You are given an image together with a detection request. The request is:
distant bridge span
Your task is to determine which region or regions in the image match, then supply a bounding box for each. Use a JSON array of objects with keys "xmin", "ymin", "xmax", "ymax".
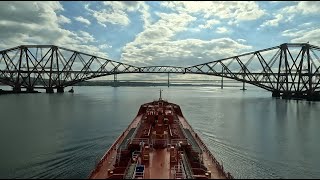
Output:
[{"xmin": 0, "ymin": 43, "xmax": 320, "ymax": 100}]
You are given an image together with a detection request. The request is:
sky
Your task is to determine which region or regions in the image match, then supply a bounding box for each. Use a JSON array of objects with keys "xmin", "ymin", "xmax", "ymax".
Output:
[{"xmin": 0, "ymin": 1, "xmax": 320, "ymax": 81}]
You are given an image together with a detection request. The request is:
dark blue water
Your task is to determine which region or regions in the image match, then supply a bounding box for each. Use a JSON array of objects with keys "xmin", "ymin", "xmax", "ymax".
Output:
[{"xmin": 0, "ymin": 86, "xmax": 319, "ymax": 179}]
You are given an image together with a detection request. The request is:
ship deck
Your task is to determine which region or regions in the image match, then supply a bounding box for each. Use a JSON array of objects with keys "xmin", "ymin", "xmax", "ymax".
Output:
[
  {"xmin": 177, "ymin": 115, "xmax": 227, "ymax": 179},
  {"xmin": 89, "ymin": 100, "xmax": 233, "ymax": 179},
  {"xmin": 89, "ymin": 114, "xmax": 142, "ymax": 179}
]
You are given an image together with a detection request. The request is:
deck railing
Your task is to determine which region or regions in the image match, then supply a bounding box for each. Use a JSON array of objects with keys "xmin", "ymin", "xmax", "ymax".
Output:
[
  {"xmin": 173, "ymin": 163, "xmax": 186, "ymax": 179},
  {"xmin": 177, "ymin": 115, "xmax": 234, "ymax": 179},
  {"xmin": 123, "ymin": 161, "xmax": 137, "ymax": 179},
  {"xmin": 171, "ymin": 139, "xmax": 188, "ymax": 146},
  {"xmin": 193, "ymin": 131, "xmax": 234, "ymax": 179},
  {"xmin": 181, "ymin": 151, "xmax": 194, "ymax": 179},
  {"xmin": 131, "ymin": 138, "xmax": 149, "ymax": 145},
  {"xmin": 131, "ymin": 120, "xmax": 142, "ymax": 140}
]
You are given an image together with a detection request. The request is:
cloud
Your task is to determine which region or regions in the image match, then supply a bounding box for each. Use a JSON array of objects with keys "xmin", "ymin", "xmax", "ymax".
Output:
[
  {"xmin": 119, "ymin": 37, "xmax": 253, "ymax": 82},
  {"xmin": 259, "ymin": 1, "xmax": 320, "ymax": 30},
  {"xmin": 282, "ymin": 28, "xmax": 306, "ymax": 38},
  {"xmin": 139, "ymin": 3, "xmax": 151, "ymax": 28},
  {"xmin": 288, "ymin": 28, "xmax": 320, "ymax": 45},
  {"xmin": 122, "ymin": 37, "xmax": 252, "ymax": 66},
  {"xmin": 119, "ymin": 10, "xmax": 251, "ymax": 68},
  {"xmin": 161, "ymin": 1, "xmax": 265, "ymax": 23},
  {"xmin": 299, "ymin": 22, "xmax": 312, "ymax": 27},
  {"xmin": 0, "ymin": 1, "xmax": 64, "ymax": 48},
  {"xmin": 92, "ymin": 9, "xmax": 130, "ymax": 27},
  {"xmin": 269, "ymin": 1, "xmax": 281, "ymax": 3},
  {"xmin": 131, "ymin": 13, "xmax": 196, "ymax": 45},
  {"xmin": 77, "ymin": 31, "xmax": 95, "ymax": 43},
  {"xmin": 58, "ymin": 15, "xmax": 71, "ymax": 24},
  {"xmin": 282, "ymin": 1, "xmax": 320, "ymax": 15},
  {"xmin": 99, "ymin": 44, "xmax": 112, "ymax": 49},
  {"xmin": 85, "ymin": 1, "xmax": 150, "ymax": 28},
  {"xmin": 237, "ymin": 39, "xmax": 246, "ymax": 43},
  {"xmin": 0, "ymin": 1, "xmax": 64, "ymax": 25},
  {"xmin": 259, "ymin": 5, "xmax": 296, "ymax": 29},
  {"xmin": 265, "ymin": 2, "xmax": 320, "ymax": 29},
  {"xmin": 199, "ymin": 19, "xmax": 220, "ymax": 29},
  {"xmin": 75, "ymin": 16, "xmax": 91, "ymax": 25},
  {"xmin": 123, "ymin": 35, "xmax": 249, "ymax": 67},
  {"xmin": 260, "ymin": 14, "xmax": 283, "ymax": 27},
  {"xmin": 0, "ymin": 1, "xmax": 108, "ymax": 58},
  {"xmin": 216, "ymin": 27, "xmax": 229, "ymax": 34},
  {"xmin": 259, "ymin": 2, "xmax": 320, "ymax": 31}
]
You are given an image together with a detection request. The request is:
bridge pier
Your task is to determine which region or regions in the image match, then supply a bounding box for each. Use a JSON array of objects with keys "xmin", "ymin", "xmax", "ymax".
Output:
[
  {"xmin": 271, "ymin": 91, "xmax": 320, "ymax": 101},
  {"xmin": 306, "ymin": 92, "xmax": 320, "ymax": 101},
  {"xmin": 26, "ymin": 87, "xmax": 34, "ymax": 92},
  {"xmin": 46, "ymin": 87, "xmax": 54, "ymax": 93},
  {"xmin": 221, "ymin": 77, "xmax": 223, "ymax": 89},
  {"xmin": 282, "ymin": 92, "xmax": 292, "ymax": 99},
  {"xmin": 272, "ymin": 91, "xmax": 281, "ymax": 97},
  {"xmin": 112, "ymin": 74, "xmax": 119, "ymax": 87},
  {"xmin": 168, "ymin": 73, "xmax": 170, "ymax": 87},
  {"xmin": 292, "ymin": 92, "xmax": 304, "ymax": 99},
  {"xmin": 221, "ymin": 67, "xmax": 224, "ymax": 89},
  {"xmin": 13, "ymin": 86, "xmax": 21, "ymax": 93},
  {"xmin": 57, "ymin": 87, "xmax": 64, "ymax": 93},
  {"xmin": 240, "ymin": 82, "xmax": 247, "ymax": 91}
]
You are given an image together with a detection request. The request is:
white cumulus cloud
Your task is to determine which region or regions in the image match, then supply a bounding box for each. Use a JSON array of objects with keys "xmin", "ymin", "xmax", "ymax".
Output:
[
  {"xmin": 75, "ymin": 16, "xmax": 91, "ymax": 25},
  {"xmin": 58, "ymin": 15, "xmax": 71, "ymax": 24},
  {"xmin": 161, "ymin": 1, "xmax": 266, "ymax": 23},
  {"xmin": 120, "ymin": 12, "xmax": 251, "ymax": 67},
  {"xmin": 0, "ymin": 2, "xmax": 108, "ymax": 58},
  {"xmin": 216, "ymin": 27, "xmax": 229, "ymax": 34},
  {"xmin": 199, "ymin": 19, "xmax": 220, "ymax": 29},
  {"xmin": 260, "ymin": 14, "xmax": 283, "ymax": 27},
  {"xmin": 85, "ymin": 1, "xmax": 151, "ymax": 28}
]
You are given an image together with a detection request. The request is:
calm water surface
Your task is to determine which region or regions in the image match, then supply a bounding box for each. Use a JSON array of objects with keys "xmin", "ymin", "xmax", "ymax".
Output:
[{"xmin": 0, "ymin": 86, "xmax": 319, "ymax": 179}]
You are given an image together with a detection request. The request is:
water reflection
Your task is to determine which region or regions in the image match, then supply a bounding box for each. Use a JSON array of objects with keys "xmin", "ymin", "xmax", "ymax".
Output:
[{"xmin": 0, "ymin": 86, "xmax": 319, "ymax": 179}]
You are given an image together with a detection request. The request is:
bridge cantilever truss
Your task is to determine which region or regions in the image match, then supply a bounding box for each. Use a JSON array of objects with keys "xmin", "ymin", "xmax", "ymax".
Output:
[
  {"xmin": 186, "ymin": 43, "xmax": 320, "ymax": 98},
  {"xmin": 0, "ymin": 43, "xmax": 320, "ymax": 100},
  {"xmin": 138, "ymin": 66, "xmax": 185, "ymax": 73},
  {"xmin": 0, "ymin": 45, "xmax": 140, "ymax": 92}
]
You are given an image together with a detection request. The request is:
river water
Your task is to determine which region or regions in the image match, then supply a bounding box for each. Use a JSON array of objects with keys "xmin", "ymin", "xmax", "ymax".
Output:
[{"xmin": 0, "ymin": 86, "xmax": 319, "ymax": 179}]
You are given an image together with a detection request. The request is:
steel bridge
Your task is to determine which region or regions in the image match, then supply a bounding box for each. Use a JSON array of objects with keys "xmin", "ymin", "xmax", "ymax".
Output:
[{"xmin": 0, "ymin": 43, "xmax": 320, "ymax": 100}]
